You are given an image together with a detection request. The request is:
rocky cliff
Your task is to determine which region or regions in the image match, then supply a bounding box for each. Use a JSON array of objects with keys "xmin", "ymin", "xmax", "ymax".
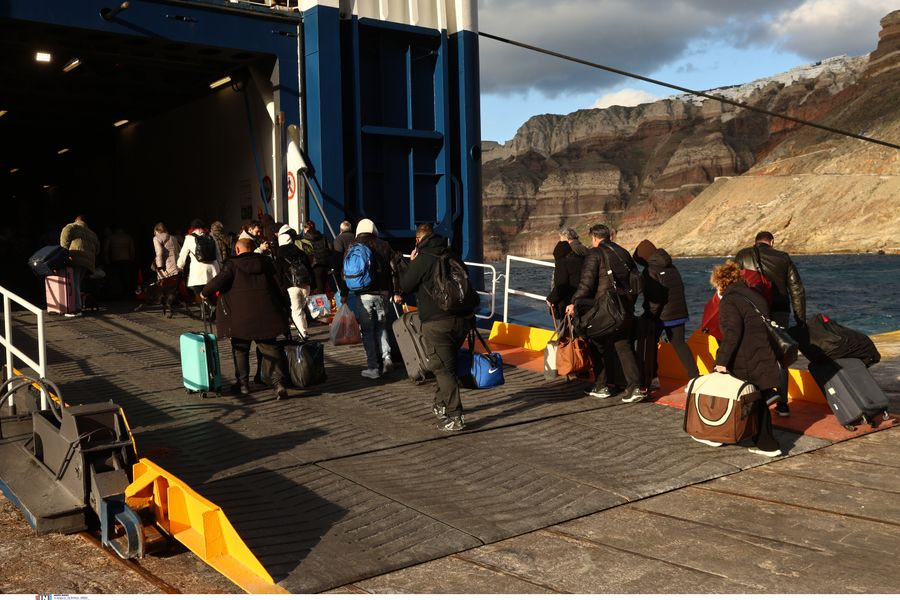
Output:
[{"xmin": 482, "ymin": 10, "xmax": 900, "ymax": 259}]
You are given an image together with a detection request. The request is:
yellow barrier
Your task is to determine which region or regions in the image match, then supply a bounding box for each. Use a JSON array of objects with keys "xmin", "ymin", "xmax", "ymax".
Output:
[
  {"xmin": 488, "ymin": 321, "xmax": 556, "ymax": 351},
  {"xmin": 126, "ymin": 459, "xmax": 287, "ymax": 594}
]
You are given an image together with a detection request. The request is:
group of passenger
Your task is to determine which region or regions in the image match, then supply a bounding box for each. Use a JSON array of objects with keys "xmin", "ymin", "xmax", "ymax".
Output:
[
  {"xmin": 145, "ymin": 214, "xmax": 474, "ymax": 431},
  {"xmin": 546, "ymin": 225, "xmax": 806, "ymax": 455}
]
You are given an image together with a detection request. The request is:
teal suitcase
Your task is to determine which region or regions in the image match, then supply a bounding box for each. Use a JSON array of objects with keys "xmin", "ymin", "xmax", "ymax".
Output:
[{"xmin": 180, "ymin": 330, "xmax": 221, "ymax": 396}]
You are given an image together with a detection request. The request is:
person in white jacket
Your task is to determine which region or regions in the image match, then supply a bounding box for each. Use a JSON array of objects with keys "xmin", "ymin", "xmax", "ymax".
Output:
[{"xmin": 177, "ymin": 219, "xmax": 222, "ymax": 295}]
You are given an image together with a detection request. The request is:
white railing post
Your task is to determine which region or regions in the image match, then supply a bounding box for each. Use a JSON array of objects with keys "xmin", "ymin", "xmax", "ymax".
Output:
[
  {"xmin": 0, "ymin": 286, "xmax": 49, "ymax": 409},
  {"xmin": 3, "ymin": 295, "xmax": 11, "ymax": 407},
  {"xmin": 36, "ymin": 311, "xmax": 47, "ymax": 410},
  {"xmin": 503, "ymin": 255, "xmax": 511, "ymax": 323}
]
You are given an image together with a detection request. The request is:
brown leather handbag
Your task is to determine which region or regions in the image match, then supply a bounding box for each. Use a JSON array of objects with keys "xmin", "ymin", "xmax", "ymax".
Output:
[{"xmin": 556, "ymin": 315, "xmax": 592, "ymax": 377}]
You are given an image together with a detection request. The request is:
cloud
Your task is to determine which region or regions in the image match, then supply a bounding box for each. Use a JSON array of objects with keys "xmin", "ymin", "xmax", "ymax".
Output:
[
  {"xmin": 767, "ymin": 0, "xmax": 895, "ymax": 58},
  {"xmin": 477, "ymin": 0, "xmax": 891, "ymax": 95},
  {"xmin": 478, "ymin": 0, "xmax": 803, "ymax": 94},
  {"xmin": 591, "ymin": 89, "xmax": 662, "ymax": 109}
]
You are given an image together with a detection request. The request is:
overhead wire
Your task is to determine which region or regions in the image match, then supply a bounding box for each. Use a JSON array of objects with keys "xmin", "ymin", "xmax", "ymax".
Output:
[{"xmin": 478, "ymin": 31, "xmax": 900, "ymax": 151}]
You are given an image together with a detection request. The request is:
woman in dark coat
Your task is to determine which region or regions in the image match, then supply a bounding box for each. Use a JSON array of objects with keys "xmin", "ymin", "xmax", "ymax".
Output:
[
  {"xmin": 711, "ymin": 260, "xmax": 781, "ymax": 456},
  {"xmin": 633, "ymin": 239, "xmax": 698, "ymax": 380},
  {"xmin": 202, "ymin": 238, "xmax": 290, "ymax": 398},
  {"xmin": 546, "ymin": 240, "xmax": 584, "ymax": 322}
]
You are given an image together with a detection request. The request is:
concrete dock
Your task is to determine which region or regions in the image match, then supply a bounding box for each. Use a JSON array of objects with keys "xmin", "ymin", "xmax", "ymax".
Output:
[{"xmin": 1, "ymin": 305, "xmax": 898, "ymax": 593}]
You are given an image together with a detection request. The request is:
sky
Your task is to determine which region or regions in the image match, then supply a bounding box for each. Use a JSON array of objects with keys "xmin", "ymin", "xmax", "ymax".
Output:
[{"xmin": 478, "ymin": 0, "xmax": 897, "ymax": 143}]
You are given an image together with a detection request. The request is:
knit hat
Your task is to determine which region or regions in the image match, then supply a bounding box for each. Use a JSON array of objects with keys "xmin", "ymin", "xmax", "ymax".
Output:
[
  {"xmin": 633, "ymin": 239, "xmax": 657, "ymax": 267},
  {"xmin": 356, "ymin": 218, "xmax": 377, "ymax": 236},
  {"xmin": 277, "ymin": 224, "xmax": 296, "ymax": 247}
]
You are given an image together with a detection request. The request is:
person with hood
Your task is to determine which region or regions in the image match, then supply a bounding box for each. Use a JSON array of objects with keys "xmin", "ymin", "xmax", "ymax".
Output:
[
  {"xmin": 275, "ymin": 224, "xmax": 313, "ymax": 339},
  {"xmin": 59, "ymin": 214, "xmax": 100, "ymax": 317},
  {"xmin": 347, "ymin": 218, "xmax": 401, "ymax": 379},
  {"xmin": 177, "ymin": 218, "xmax": 222, "ymax": 296},
  {"xmin": 707, "ymin": 260, "xmax": 782, "ymax": 457},
  {"xmin": 210, "ymin": 221, "xmax": 231, "ymax": 264},
  {"xmin": 400, "ymin": 223, "xmax": 477, "ymax": 431},
  {"xmin": 201, "ymin": 237, "xmax": 289, "ymax": 400},
  {"xmin": 633, "ymin": 239, "xmax": 698, "ymax": 381},
  {"xmin": 152, "ymin": 222, "xmax": 181, "ymax": 279},
  {"xmin": 303, "ymin": 220, "xmax": 333, "ymax": 293},
  {"xmin": 546, "ymin": 237, "xmax": 584, "ymax": 322}
]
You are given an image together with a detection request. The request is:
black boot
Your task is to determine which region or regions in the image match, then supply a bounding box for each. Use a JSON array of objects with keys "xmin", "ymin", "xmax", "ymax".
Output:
[{"xmin": 274, "ymin": 382, "xmax": 288, "ymax": 400}]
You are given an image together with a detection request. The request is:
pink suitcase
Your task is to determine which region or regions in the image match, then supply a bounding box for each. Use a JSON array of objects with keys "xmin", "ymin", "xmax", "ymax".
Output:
[{"xmin": 46, "ymin": 268, "xmax": 77, "ymax": 315}]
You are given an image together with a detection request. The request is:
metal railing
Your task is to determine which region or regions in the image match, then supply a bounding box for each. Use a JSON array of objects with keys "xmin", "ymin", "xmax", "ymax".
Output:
[
  {"xmin": 0, "ymin": 285, "xmax": 47, "ymax": 409},
  {"xmin": 502, "ymin": 255, "xmax": 554, "ymax": 323}
]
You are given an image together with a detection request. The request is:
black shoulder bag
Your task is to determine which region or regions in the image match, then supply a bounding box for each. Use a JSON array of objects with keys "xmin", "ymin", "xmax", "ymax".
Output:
[
  {"xmin": 574, "ymin": 250, "xmax": 627, "ymax": 339},
  {"xmin": 737, "ymin": 295, "xmax": 798, "ymax": 367}
]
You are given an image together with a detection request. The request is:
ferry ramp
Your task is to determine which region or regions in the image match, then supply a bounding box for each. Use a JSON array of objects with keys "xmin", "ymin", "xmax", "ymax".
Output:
[{"xmin": 3, "ymin": 305, "xmax": 895, "ymax": 593}]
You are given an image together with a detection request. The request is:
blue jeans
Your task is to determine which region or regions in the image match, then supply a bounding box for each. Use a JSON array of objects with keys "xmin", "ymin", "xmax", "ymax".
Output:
[{"xmin": 349, "ymin": 293, "xmax": 391, "ymax": 371}]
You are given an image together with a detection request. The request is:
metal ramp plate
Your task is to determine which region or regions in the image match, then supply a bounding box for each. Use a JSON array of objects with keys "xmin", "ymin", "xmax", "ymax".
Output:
[{"xmin": 0, "ymin": 418, "xmax": 88, "ymax": 534}]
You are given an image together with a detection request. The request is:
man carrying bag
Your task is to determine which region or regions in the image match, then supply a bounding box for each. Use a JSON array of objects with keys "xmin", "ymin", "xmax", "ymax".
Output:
[{"xmin": 566, "ymin": 224, "xmax": 644, "ymax": 403}]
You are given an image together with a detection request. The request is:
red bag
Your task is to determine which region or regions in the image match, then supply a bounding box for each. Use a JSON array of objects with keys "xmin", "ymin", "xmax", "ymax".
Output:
[{"xmin": 701, "ymin": 292, "xmax": 723, "ymax": 341}]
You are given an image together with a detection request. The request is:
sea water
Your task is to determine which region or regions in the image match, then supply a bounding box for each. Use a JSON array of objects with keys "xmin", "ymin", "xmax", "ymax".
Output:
[{"xmin": 488, "ymin": 254, "xmax": 899, "ymax": 335}]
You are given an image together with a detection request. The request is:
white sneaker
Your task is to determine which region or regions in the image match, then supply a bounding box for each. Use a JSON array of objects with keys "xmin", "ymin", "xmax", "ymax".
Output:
[
  {"xmin": 361, "ymin": 368, "xmax": 381, "ymax": 380},
  {"xmin": 748, "ymin": 447, "xmax": 782, "ymax": 458},
  {"xmin": 691, "ymin": 436, "xmax": 723, "ymax": 447}
]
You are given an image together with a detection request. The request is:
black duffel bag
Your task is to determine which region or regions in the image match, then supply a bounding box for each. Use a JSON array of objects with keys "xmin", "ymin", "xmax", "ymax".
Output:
[
  {"xmin": 790, "ymin": 314, "xmax": 880, "ymax": 367},
  {"xmin": 574, "ymin": 290, "xmax": 628, "ymax": 339}
]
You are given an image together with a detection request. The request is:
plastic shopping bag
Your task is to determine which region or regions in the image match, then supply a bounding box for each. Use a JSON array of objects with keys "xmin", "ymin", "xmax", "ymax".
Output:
[{"xmin": 330, "ymin": 303, "xmax": 362, "ymax": 345}]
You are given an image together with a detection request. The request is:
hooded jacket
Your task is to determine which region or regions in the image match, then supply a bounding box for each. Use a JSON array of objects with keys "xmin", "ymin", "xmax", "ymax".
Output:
[
  {"xmin": 642, "ymin": 248, "xmax": 689, "ymax": 323},
  {"xmin": 734, "ymin": 243, "xmax": 805, "ymax": 322},
  {"xmin": 400, "ymin": 233, "xmax": 477, "ymax": 322},
  {"xmin": 303, "ymin": 229, "xmax": 332, "ymax": 267},
  {"xmin": 546, "ymin": 241, "xmax": 584, "ymax": 309},
  {"xmin": 715, "ymin": 281, "xmax": 781, "ymax": 391},
  {"xmin": 202, "ymin": 252, "xmax": 288, "ymax": 341}
]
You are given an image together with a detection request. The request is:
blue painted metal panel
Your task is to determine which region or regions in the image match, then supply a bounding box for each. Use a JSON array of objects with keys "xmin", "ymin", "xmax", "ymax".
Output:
[
  {"xmin": 302, "ymin": 4, "xmax": 346, "ymax": 235},
  {"xmin": 449, "ymin": 29, "xmax": 483, "ymax": 263}
]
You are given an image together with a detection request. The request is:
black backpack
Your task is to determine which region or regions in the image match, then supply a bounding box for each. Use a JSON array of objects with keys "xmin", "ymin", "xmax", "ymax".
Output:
[
  {"xmin": 431, "ymin": 249, "xmax": 478, "ymax": 313},
  {"xmin": 193, "ymin": 233, "xmax": 217, "ymax": 264},
  {"xmin": 285, "ymin": 255, "xmax": 312, "ymax": 288},
  {"xmin": 602, "ymin": 242, "xmax": 643, "ymax": 297}
]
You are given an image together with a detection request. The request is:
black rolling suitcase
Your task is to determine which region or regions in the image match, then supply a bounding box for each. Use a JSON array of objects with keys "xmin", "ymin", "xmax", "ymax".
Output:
[
  {"xmin": 808, "ymin": 358, "xmax": 890, "ymax": 431},
  {"xmin": 391, "ymin": 306, "xmax": 433, "ymax": 384}
]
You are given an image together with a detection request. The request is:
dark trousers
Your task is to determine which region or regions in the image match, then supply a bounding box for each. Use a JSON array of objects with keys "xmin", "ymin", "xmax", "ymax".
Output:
[
  {"xmin": 311, "ymin": 265, "xmax": 329, "ymax": 294},
  {"xmin": 589, "ymin": 322, "xmax": 641, "ymax": 390},
  {"xmin": 754, "ymin": 397, "xmax": 779, "ymax": 452},
  {"xmin": 771, "ymin": 310, "xmax": 791, "ymax": 398},
  {"xmin": 232, "ymin": 338, "xmax": 283, "ymax": 387},
  {"xmin": 662, "ymin": 324, "xmax": 699, "ymax": 380},
  {"xmin": 421, "ymin": 316, "xmax": 471, "ymax": 418}
]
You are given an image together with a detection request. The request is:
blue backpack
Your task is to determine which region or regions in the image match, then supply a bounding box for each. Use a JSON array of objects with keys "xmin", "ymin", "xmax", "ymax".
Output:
[{"xmin": 343, "ymin": 243, "xmax": 373, "ymax": 291}]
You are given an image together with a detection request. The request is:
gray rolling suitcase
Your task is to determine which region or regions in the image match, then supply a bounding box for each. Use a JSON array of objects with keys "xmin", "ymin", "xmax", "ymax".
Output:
[
  {"xmin": 808, "ymin": 358, "xmax": 890, "ymax": 430},
  {"xmin": 391, "ymin": 307, "xmax": 433, "ymax": 384}
]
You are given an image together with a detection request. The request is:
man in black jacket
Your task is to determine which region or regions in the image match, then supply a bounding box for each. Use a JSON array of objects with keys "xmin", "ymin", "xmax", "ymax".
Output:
[
  {"xmin": 400, "ymin": 223, "xmax": 475, "ymax": 431},
  {"xmin": 201, "ymin": 238, "xmax": 290, "ymax": 400},
  {"xmin": 734, "ymin": 231, "xmax": 806, "ymax": 327},
  {"xmin": 333, "ymin": 220, "xmax": 356, "ymax": 300},
  {"xmin": 348, "ymin": 218, "xmax": 402, "ymax": 379},
  {"xmin": 734, "ymin": 230, "xmax": 805, "ymax": 417},
  {"xmin": 566, "ymin": 223, "xmax": 644, "ymax": 403}
]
